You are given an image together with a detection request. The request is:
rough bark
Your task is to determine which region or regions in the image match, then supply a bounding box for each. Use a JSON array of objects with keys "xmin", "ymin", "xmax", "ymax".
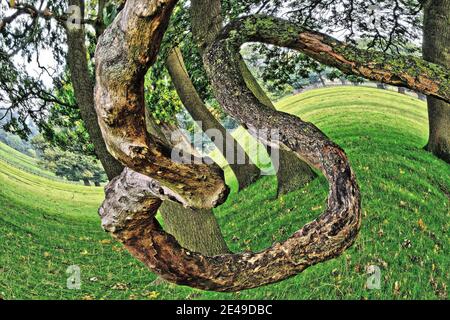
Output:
[
  {"xmin": 238, "ymin": 56, "xmax": 317, "ymax": 195},
  {"xmin": 94, "ymin": 0, "xmax": 229, "ymax": 209},
  {"xmin": 240, "ymin": 16, "xmax": 448, "ymax": 101},
  {"xmin": 66, "ymin": 0, "xmax": 124, "ymax": 180},
  {"xmin": 101, "ymin": 160, "xmax": 360, "ymax": 292},
  {"xmin": 165, "ymin": 47, "xmax": 260, "ymax": 190},
  {"xmin": 144, "ymin": 107, "xmax": 230, "ymax": 255},
  {"xmin": 423, "ymin": 0, "xmax": 450, "ymax": 163},
  {"xmin": 191, "ymin": 0, "xmax": 316, "ymax": 195},
  {"xmin": 96, "ymin": 0, "xmax": 361, "ymax": 292},
  {"xmin": 159, "ymin": 201, "xmax": 230, "ymax": 255},
  {"xmin": 96, "ymin": 4, "xmax": 446, "ymax": 292},
  {"xmin": 190, "ymin": 1, "xmax": 264, "ymax": 190}
]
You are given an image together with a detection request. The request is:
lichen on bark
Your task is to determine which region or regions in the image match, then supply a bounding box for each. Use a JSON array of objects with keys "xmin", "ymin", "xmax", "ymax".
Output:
[{"xmin": 95, "ymin": 1, "xmax": 361, "ymax": 292}]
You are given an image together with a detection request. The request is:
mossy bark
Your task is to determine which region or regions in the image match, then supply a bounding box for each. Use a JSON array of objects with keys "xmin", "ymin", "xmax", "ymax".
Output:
[
  {"xmin": 191, "ymin": 0, "xmax": 316, "ymax": 195},
  {"xmin": 96, "ymin": 1, "xmax": 447, "ymax": 291},
  {"xmin": 423, "ymin": 0, "xmax": 450, "ymax": 163},
  {"xmin": 166, "ymin": 48, "xmax": 260, "ymax": 190},
  {"xmin": 214, "ymin": 15, "xmax": 449, "ymax": 102},
  {"xmin": 97, "ymin": 1, "xmax": 361, "ymax": 291},
  {"xmin": 94, "ymin": 0, "xmax": 228, "ymax": 210}
]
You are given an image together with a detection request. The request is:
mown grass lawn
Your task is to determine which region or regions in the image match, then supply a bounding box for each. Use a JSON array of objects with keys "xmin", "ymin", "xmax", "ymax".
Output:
[{"xmin": 0, "ymin": 86, "xmax": 448, "ymax": 300}]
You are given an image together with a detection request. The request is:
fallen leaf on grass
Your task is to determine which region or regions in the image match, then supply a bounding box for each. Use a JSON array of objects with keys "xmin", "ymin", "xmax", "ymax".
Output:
[
  {"xmin": 147, "ymin": 291, "xmax": 160, "ymax": 300},
  {"xmin": 112, "ymin": 246, "xmax": 124, "ymax": 252},
  {"xmin": 418, "ymin": 219, "xmax": 426, "ymax": 231},
  {"xmin": 394, "ymin": 281, "xmax": 401, "ymax": 295},
  {"xmin": 111, "ymin": 283, "xmax": 129, "ymax": 290},
  {"xmin": 401, "ymin": 239, "xmax": 412, "ymax": 249}
]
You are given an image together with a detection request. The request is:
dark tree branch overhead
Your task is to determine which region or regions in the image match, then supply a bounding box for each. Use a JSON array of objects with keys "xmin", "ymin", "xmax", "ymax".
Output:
[
  {"xmin": 0, "ymin": 2, "xmax": 97, "ymax": 32},
  {"xmin": 217, "ymin": 15, "xmax": 449, "ymax": 103}
]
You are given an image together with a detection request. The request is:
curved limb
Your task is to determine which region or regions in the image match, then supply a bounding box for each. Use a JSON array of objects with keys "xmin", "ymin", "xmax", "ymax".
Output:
[
  {"xmin": 96, "ymin": 1, "xmax": 361, "ymax": 292},
  {"xmin": 94, "ymin": 0, "xmax": 228, "ymax": 209},
  {"xmin": 214, "ymin": 15, "xmax": 449, "ymax": 103}
]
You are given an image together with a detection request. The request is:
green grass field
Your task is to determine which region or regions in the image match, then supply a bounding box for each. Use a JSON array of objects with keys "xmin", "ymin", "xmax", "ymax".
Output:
[
  {"xmin": 0, "ymin": 86, "xmax": 448, "ymax": 300},
  {"xmin": 0, "ymin": 142, "xmax": 57, "ymax": 179}
]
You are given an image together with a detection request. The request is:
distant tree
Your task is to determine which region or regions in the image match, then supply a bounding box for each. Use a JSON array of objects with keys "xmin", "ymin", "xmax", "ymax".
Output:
[
  {"xmin": 0, "ymin": 128, "xmax": 35, "ymax": 157},
  {"xmin": 32, "ymin": 135, "xmax": 106, "ymax": 186}
]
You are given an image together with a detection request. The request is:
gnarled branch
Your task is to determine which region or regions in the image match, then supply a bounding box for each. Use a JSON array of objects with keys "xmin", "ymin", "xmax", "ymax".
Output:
[
  {"xmin": 218, "ymin": 15, "xmax": 449, "ymax": 103},
  {"xmin": 96, "ymin": 0, "xmax": 361, "ymax": 292},
  {"xmin": 94, "ymin": 0, "xmax": 228, "ymax": 209}
]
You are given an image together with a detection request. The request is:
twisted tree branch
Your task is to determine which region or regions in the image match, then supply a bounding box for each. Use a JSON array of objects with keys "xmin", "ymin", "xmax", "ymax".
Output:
[
  {"xmin": 96, "ymin": 1, "xmax": 361, "ymax": 292},
  {"xmin": 95, "ymin": 4, "xmax": 448, "ymax": 293},
  {"xmin": 94, "ymin": 0, "xmax": 228, "ymax": 209},
  {"xmin": 217, "ymin": 15, "xmax": 449, "ymax": 103}
]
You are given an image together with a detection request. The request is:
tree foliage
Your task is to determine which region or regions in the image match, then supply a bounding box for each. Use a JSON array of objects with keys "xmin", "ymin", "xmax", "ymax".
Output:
[{"xmin": 32, "ymin": 134, "xmax": 106, "ymax": 185}]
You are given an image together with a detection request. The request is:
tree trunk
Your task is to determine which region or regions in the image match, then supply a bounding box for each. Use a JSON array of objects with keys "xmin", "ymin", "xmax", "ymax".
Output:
[
  {"xmin": 96, "ymin": 0, "xmax": 446, "ymax": 290},
  {"xmin": 68, "ymin": 0, "xmax": 228, "ymax": 256},
  {"xmin": 82, "ymin": 178, "xmax": 91, "ymax": 186},
  {"xmin": 165, "ymin": 48, "xmax": 260, "ymax": 190},
  {"xmin": 94, "ymin": 181, "xmax": 101, "ymax": 187},
  {"xmin": 418, "ymin": 92, "xmax": 427, "ymax": 101},
  {"xmin": 191, "ymin": 0, "xmax": 316, "ymax": 195},
  {"xmin": 423, "ymin": 0, "xmax": 450, "ymax": 163},
  {"xmin": 66, "ymin": 0, "xmax": 124, "ymax": 180},
  {"xmin": 159, "ymin": 201, "xmax": 230, "ymax": 255},
  {"xmin": 144, "ymin": 108, "xmax": 229, "ymax": 255},
  {"xmin": 95, "ymin": 1, "xmax": 361, "ymax": 291},
  {"xmin": 319, "ymin": 74, "xmax": 326, "ymax": 87}
]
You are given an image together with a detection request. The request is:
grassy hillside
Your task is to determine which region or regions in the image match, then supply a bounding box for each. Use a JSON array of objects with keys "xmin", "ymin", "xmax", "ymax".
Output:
[
  {"xmin": 0, "ymin": 86, "xmax": 448, "ymax": 300},
  {"xmin": 0, "ymin": 142, "xmax": 57, "ymax": 179}
]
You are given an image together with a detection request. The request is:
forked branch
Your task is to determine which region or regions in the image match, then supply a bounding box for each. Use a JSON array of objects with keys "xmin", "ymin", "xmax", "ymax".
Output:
[{"xmin": 97, "ymin": 5, "xmax": 448, "ymax": 293}]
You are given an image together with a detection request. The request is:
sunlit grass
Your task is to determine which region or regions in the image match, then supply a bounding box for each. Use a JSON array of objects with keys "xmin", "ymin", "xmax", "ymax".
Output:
[{"xmin": 0, "ymin": 86, "xmax": 448, "ymax": 300}]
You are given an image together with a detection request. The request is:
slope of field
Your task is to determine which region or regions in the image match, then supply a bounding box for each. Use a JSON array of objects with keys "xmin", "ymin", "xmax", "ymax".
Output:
[
  {"xmin": 0, "ymin": 142, "xmax": 57, "ymax": 179},
  {"xmin": 0, "ymin": 86, "xmax": 448, "ymax": 300}
]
